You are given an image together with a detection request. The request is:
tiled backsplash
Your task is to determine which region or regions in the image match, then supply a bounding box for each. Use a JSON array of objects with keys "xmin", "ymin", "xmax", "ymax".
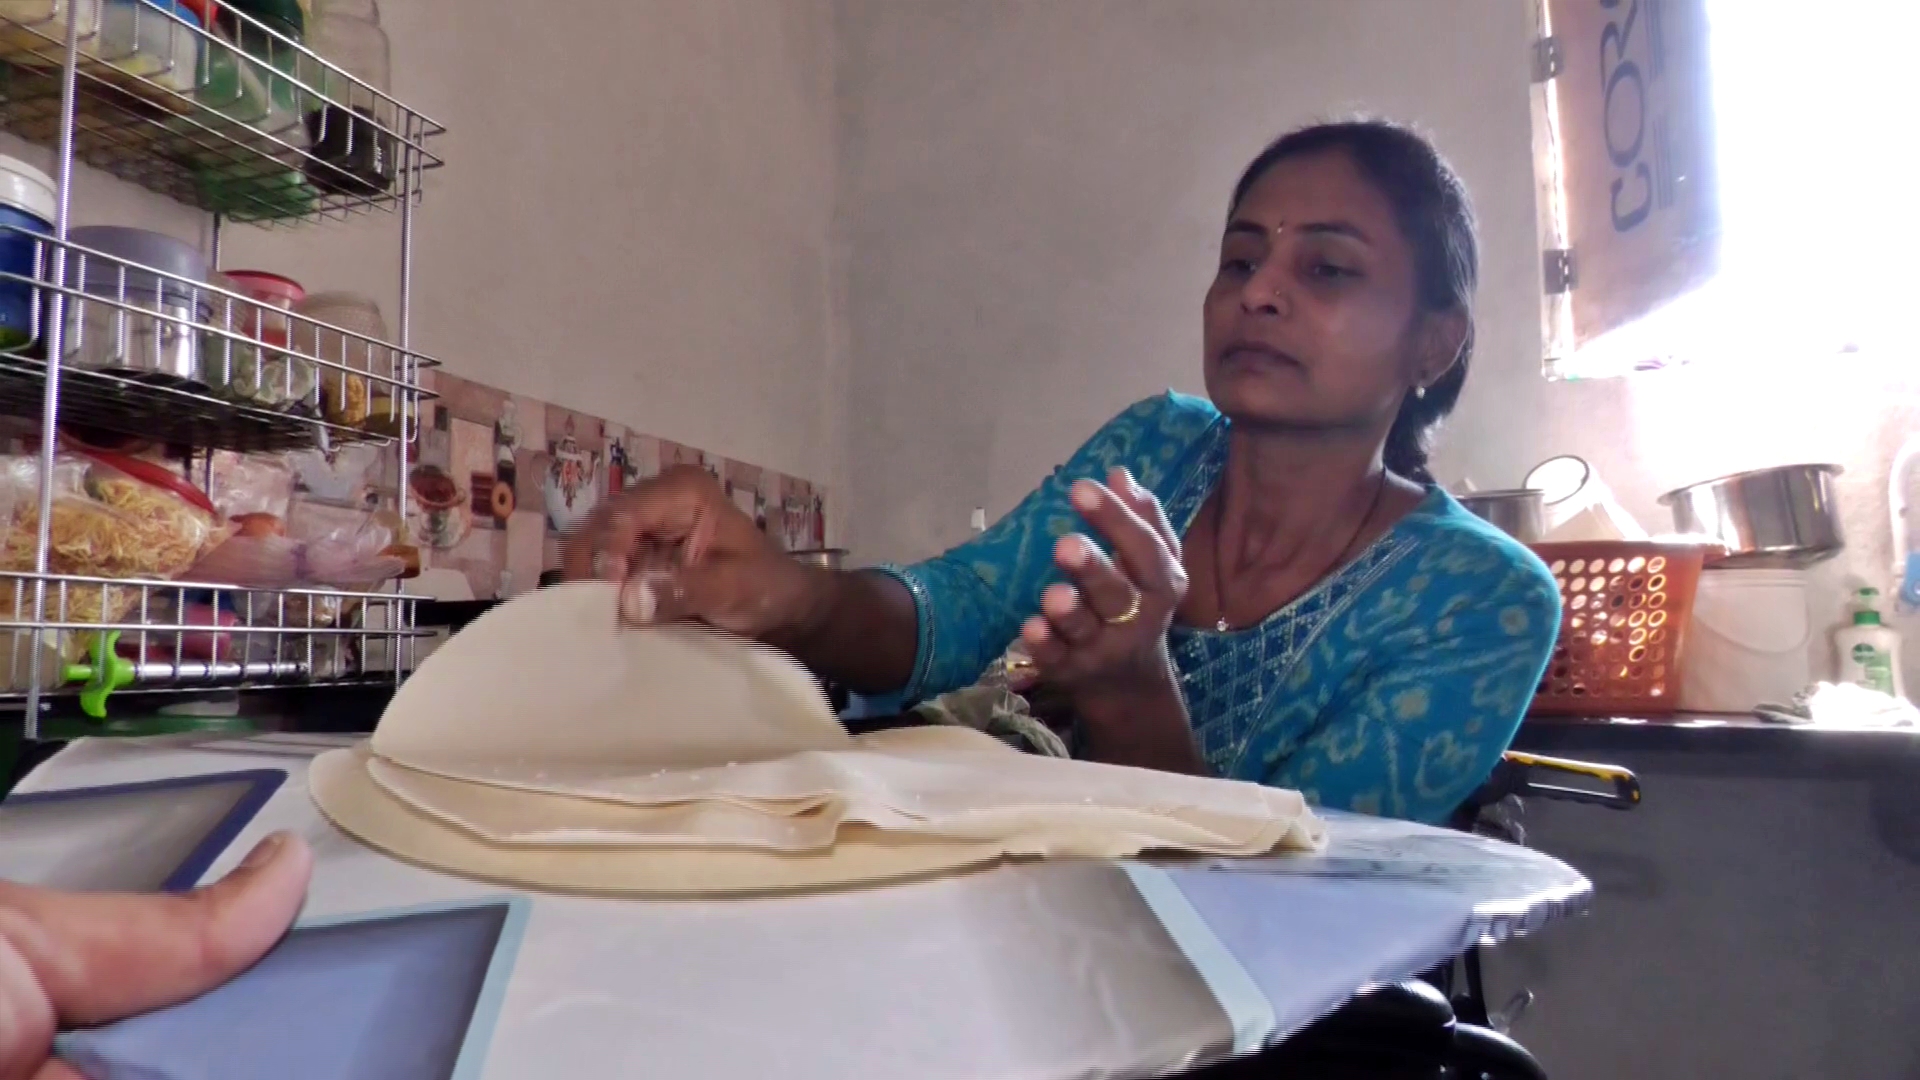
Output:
[{"xmin": 395, "ymin": 369, "xmax": 827, "ymax": 600}]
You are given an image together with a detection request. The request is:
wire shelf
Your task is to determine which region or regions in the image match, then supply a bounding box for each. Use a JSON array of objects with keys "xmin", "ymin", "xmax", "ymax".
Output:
[
  {"xmin": 0, "ymin": 226, "xmax": 437, "ymax": 451},
  {"xmin": 0, "ymin": 0, "xmax": 441, "ymax": 731},
  {"xmin": 0, "ymin": 569, "xmax": 424, "ymax": 699},
  {"xmin": 0, "ymin": 1, "xmax": 443, "ymax": 223}
]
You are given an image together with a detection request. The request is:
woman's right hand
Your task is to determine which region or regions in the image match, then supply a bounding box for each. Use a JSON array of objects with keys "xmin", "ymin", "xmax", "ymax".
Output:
[{"xmin": 560, "ymin": 466, "xmax": 822, "ymax": 639}]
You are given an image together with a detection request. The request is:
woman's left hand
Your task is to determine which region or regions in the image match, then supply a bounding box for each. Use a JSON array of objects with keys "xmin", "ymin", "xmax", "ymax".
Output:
[{"xmin": 1013, "ymin": 467, "xmax": 1188, "ymax": 709}]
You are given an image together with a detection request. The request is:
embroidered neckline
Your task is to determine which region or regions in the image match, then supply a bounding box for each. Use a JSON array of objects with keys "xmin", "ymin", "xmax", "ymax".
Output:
[{"xmin": 1164, "ymin": 417, "xmax": 1435, "ymax": 636}]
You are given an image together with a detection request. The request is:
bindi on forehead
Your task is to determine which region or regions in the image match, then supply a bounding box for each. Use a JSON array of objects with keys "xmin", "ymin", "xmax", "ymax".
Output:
[{"xmin": 1233, "ymin": 152, "xmax": 1397, "ymax": 237}]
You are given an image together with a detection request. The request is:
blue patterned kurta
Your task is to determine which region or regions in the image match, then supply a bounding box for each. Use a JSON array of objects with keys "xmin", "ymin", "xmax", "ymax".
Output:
[{"xmin": 877, "ymin": 392, "xmax": 1561, "ymax": 824}]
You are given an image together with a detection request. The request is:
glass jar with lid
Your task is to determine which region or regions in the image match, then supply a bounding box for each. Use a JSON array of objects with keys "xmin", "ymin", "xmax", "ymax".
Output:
[{"xmin": 291, "ymin": 290, "xmax": 385, "ymax": 427}]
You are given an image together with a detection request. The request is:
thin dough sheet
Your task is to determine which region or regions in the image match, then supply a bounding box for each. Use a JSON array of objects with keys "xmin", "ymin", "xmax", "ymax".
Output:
[
  {"xmin": 312, "ymin": 744, "xmax": 1020, "ymax": 897},
  {"xmin": 366, "ymin": 726, "xmax": 1325, "ymax": 858}
]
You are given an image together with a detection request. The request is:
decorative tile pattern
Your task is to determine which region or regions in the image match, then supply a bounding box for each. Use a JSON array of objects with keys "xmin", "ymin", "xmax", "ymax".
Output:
[{"xmin": 375, "ymin": 371, "xmax": 825, "ymax": 596}]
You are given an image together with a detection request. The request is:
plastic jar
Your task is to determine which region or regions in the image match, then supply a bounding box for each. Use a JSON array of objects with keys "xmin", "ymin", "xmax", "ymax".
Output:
[
  {"xmin": 0, "ymin": 0, "xmax": 104, "ymax": 68},
  {"xmin": 62, "ymin": 226, "xmax": 212, "ymax": 387},
  {"xmin": 0, "ymin": 155, "xmax": 55, "ymax": 353},
  {"xmin": 291, "ymin": 290, "xmax": 385, "ymax": 426},
  {"xmin": 99, "ymin": 0, "xmax": 201, "ymax": 100},
  {"xmin": 302, "ymin": 0, "xmax": 392, "ymax": 196},
  {"xmin": 1677, "ymin": 568, "xmax": 1814, "ymax": 713},
  {"xmin": 226, "ymin": 0, "xmax": 310, "ymax": 145},
  {"xmin": 210, "ymin": 269, "xmax": 317, "ymax": 409}
]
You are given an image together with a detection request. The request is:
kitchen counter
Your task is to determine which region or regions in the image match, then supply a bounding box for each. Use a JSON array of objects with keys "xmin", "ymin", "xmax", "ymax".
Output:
[
  {"xmin": 1515, "ymin": 712, "xmax": 1920, "ymax": 774},
  {"xmin": 1492, "ymin": 711, "xmax": 1920, "ymax": 1080}
]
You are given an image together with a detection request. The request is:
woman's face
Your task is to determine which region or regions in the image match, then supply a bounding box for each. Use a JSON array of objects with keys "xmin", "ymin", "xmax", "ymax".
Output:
[{"xmin": 1202, "ymin": 149, "xmax": 1453, "ymax": 433}]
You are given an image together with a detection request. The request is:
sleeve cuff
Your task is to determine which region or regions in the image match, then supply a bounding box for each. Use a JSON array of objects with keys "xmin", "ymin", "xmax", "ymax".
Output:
[{"xmin": 869, "ymin": 563, "xmax": 935, "ymax": 706}]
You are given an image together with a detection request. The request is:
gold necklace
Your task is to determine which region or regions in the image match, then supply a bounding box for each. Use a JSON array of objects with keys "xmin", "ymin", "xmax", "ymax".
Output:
[{"xmin": 1211, "ymin": 472, "xmax": 1388, "ymax": 633}]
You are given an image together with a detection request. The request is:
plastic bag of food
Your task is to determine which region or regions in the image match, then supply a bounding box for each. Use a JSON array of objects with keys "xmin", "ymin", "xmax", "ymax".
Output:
[
  {"xmin": 0, "ymin": 451, "xmax": 229, "ymax": 689},
  {"xmin": 0, "ymin": 451, "xmax": 229, "ymax": 625},
  {"xmin": 207, "ymin": 450, "xmax": 295, "ymax": 523},
  {"xmin": 286, "ymin": 445, "xmax": 381, "ymax": 508},
  {"xmin": 189, "ymin": 497, "xmax": 404, "ymax": 589}
]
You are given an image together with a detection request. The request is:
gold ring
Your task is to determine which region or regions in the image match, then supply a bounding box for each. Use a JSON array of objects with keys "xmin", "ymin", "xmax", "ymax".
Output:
[{"xmin": 1104, "ymin": 590, "xmax": 1142, "ymax": 626}]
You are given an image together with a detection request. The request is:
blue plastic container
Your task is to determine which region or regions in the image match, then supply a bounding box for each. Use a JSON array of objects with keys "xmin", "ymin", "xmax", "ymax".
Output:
[{"xmin": 0, "ymin": 155, "xmax": 55, "ymax": 353}]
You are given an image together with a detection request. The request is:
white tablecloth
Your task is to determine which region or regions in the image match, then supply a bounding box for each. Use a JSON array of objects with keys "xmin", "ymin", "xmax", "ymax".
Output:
[{"xmin": 3, "ymin": 733, "xmax": 1591, "ymax": 1080}]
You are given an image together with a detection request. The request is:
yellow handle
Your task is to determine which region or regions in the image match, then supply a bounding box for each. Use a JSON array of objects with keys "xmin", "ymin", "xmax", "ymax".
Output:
[{"xmin": 1502, "ymin": 750, "xmax": 1642, "ymax": 807}]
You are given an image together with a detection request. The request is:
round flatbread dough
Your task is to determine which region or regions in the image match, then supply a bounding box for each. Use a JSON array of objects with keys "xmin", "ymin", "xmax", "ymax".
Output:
[
  {"xmin": 311, "ymin": 744, "xmax": 1019, "ymax": 897},
  {"xmin": 371, "ymin": 582, "xmax": 848, "ymax": 787}
]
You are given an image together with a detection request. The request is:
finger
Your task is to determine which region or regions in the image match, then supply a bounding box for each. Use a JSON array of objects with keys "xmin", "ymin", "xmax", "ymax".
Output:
[
  {"xmin": 1019, "ymin": 615, "xmax": 1068, "ymax": 670},
  {"xmin": 1040, "ymin": 581, "xmax": 1101, "ymax": 646},
  {"xmin": 620, "ymin": 568, "xmax": 692, "ymax": 626},
  {"xmin": 1054, "ymin": 533, "xmax": 1141, "ymax": 624},
  {"xmin": 561, "ymin": 470, "xmax": 716, "ymax": 582},
  {"xmin": 619, "ymin": 563, "xmax": 761, "ymax": 635},
  {"xmin": 0, "ymin": 918, "xmax": 55, "ymax": 1080},
  {"xmin": 1070, "ymin": 480, "xmax": 1182, "ymax": 596},
  {"xmin": 0, "ymin": 831, "xmax": 312, "ymax": 1028},
  {"xmin": 1108, "ymin": 467, "xmax": 1180, "ymax": 560},
  {"xmin": 595, "ymin": 503, "xmax": 688, "ymax": 583}
]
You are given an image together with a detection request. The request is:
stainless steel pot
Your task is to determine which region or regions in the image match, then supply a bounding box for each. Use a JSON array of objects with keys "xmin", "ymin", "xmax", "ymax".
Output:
[
  {"xmin": 789, "ymin": 548, "xmax": 848, "ymax": 570},
  {"xmin": 1458, "ymin": 489, "xmax": 1547, "ymax": 543},
  {"xmin": 1658, "ymin": 464, "xmax": 1845, "ymax": 567}
]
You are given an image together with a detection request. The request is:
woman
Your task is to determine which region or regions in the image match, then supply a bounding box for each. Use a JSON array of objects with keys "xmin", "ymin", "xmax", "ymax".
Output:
[{"xmin": 567, "ymin": 119, "xmax": 1560, "ymax": 824}]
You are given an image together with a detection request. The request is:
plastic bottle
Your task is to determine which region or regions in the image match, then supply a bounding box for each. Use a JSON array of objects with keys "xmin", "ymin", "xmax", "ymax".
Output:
[
  {"xmin": 302, "ymin": 0, "xmax": 393, "ymax": 196},
  {"xmin": 220, "ymin": 0, "xmax": 309, "ymax": 144},
  {"xmin": 1835, "ymin": 587, "xmax": 1905, "ymax": 699}
]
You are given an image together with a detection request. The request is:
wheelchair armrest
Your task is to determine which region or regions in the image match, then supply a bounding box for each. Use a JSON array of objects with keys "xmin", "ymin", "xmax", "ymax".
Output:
[{"xmin": 1502, "ymin": 750, "xmax": 1641, "ymax": 810}]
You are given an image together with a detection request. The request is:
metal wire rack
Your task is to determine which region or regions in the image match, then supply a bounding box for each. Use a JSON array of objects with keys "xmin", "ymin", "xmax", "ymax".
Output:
[
  {"xmin": 0, "ymin": 570, "xmax": 425, "ymax": 696},
  {"xmin": 0, "ymin": 0, "xmax": 444, "ymax": 223},
  {"xmin": 0, "ymin": 227, "xmax": 439, "ymax": 451},
  {"xmin": 0, "ymin": 0, "xmax": 443, "ymax": 732}
]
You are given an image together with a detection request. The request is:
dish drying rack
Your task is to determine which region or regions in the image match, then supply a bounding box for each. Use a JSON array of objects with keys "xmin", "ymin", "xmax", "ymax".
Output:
[{"xmin": 0, "ymin": 0, "xmax": 444, "ymax": 734}]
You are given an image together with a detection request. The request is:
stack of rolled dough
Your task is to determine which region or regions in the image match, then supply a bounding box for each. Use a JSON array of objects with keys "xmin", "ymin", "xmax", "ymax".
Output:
[{"xmin": 310, "ymin": 582, "xmax": 1324, "ymax": 896}]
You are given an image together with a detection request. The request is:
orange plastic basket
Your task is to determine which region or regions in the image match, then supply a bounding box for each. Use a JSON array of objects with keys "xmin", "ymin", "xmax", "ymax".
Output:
[{"xmin": 1529, "ymin": 541, "xmax": 1709, "ymax": 716}]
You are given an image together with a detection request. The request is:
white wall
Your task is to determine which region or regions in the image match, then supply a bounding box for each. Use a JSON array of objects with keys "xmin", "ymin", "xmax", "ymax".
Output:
[
  {"xmin": 833, "ymin": 0, "xmax": 1920, "ymax": 687},
  {"xmin": 4, "ymin": 0, "xmax": 846, "ymax": 501},
  {"xmin": 834, "ymin": 0, "xmax": 1551, "ymax": 561}
]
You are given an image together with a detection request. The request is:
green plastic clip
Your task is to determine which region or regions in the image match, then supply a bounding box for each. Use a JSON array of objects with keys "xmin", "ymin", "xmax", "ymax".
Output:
[{"xmin": 59, "ymin": 632, "xmax": 136, "ymax": 720}]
